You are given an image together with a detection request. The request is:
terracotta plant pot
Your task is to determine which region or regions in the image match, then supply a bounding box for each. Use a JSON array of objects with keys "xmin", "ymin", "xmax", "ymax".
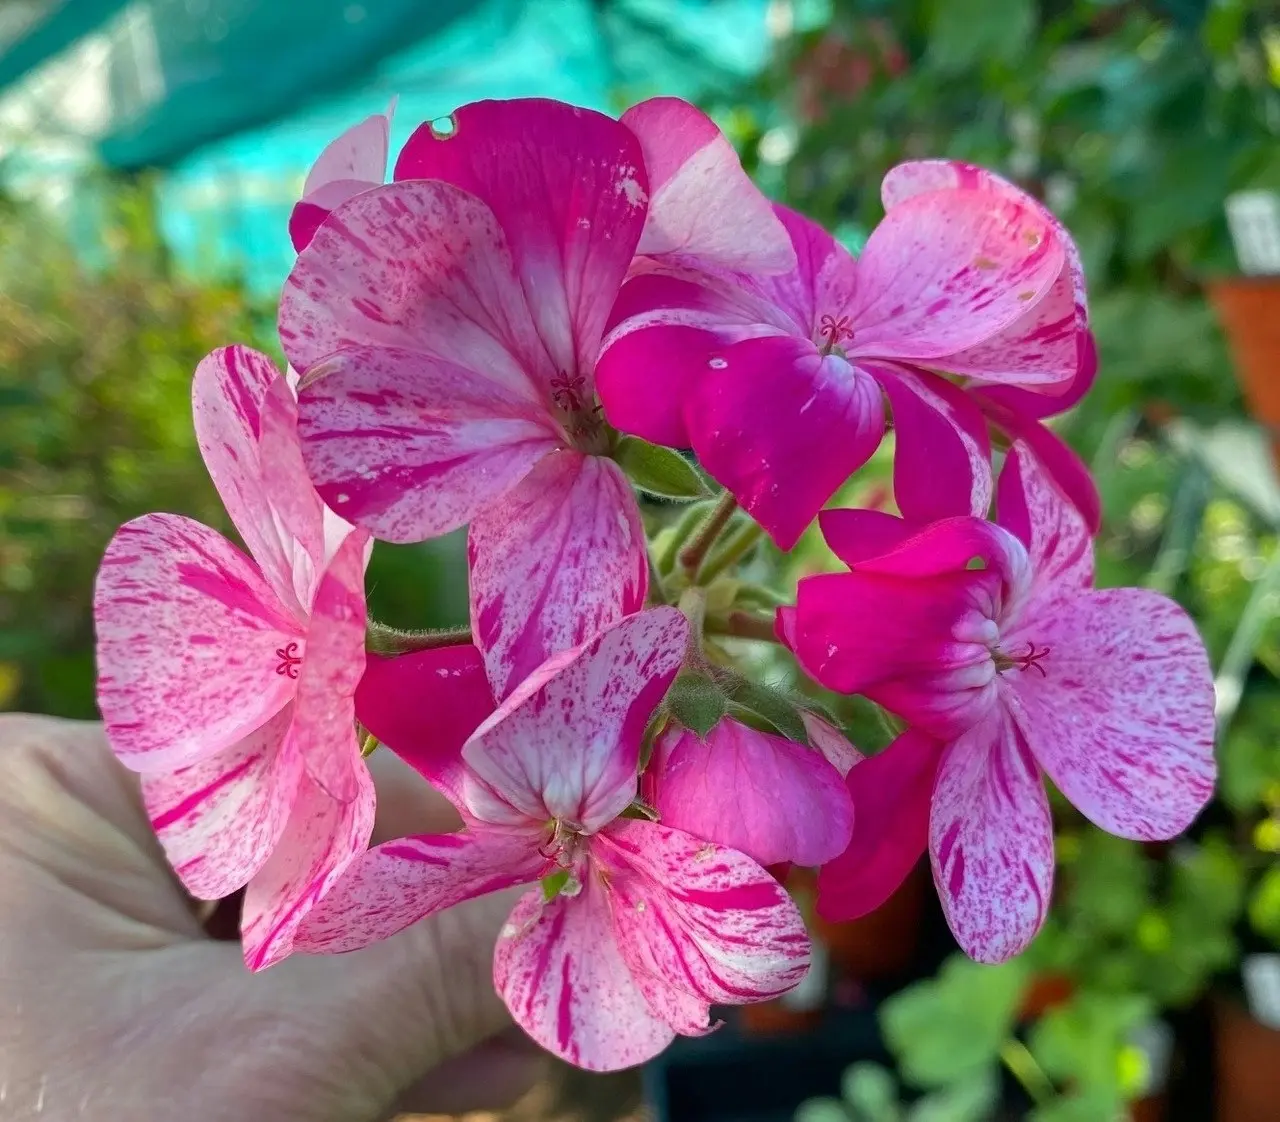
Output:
[
  {"xmin": 1018, "ymin": 971, "xmax": 1075, "ymax": 1022},
  {"xmin": 1207, "ymin": 277, "xmax": 1280, "ymax": 468},
  {"xmin": 1212, "ymin": 996, "xmax": 1280, "ymax": 1122}
]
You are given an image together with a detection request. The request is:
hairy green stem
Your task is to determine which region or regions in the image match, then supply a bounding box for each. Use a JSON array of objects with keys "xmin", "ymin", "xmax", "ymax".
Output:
[
  {"xmin": 705, "ymin": 609, "xmax": 782, "ymax": 644},
  {"xmin": 679, "ymin": 491, "xmax": 739, "ymax": 579},
  {"xmin": 365, "ymin": 622, "xmax": 472, "ymax": 656},
  {"xmin": 699, "ymin": 518, "xmax": 764, "ymax": 584}
]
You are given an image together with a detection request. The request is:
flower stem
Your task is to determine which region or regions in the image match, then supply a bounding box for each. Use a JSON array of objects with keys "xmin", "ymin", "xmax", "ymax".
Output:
[
  {"xmin": 699, "ymin": 518, "xmax": 764, "ymax": 584},
  {"xmin": 706, "ymin": 609, "xmax": 782, "ymax": 644},
  {"xmin": 647, "ymin": 550, "xmax": 669, "ymax": 605},
  {"xmin": 679, "ymin": 491, "xmax": 738, "ymax": 580},
  {"xmin": 999, "ymin": 1039, "xmax": 1055, "ymax": 1106},
  {"xmin": 366, "ymin": 622, "xmax": 472, "ymax": 656}
]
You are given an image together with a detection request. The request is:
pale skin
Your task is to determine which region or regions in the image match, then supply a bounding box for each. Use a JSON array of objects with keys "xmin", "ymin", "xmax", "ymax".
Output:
[{"xmin": 0, "ymin": 714, "xmax": 541, "ymax": 1121}]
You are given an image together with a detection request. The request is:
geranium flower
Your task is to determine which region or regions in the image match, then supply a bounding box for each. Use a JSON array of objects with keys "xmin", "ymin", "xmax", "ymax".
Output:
[
  {"xmin": 289, "ymin": 98, "xmax": 396, "ymax": 252},
  {"xmin": 279, "ymin": 96, "xmax": 792, "ymax": 700},
  {"xmin": 94, "ymin": 346, "xmax": 372, "ymax": 969},
  {"xmin": 788, "ymin": 447, "xmax": 1216, "ymax": 961},
  {"xmin": 295, "ymin": 609, "xmax": 811, "ymax": 1071},
  {"xmin": 597, "ymin": 185, "xmax": 1068, "ymax": 548}
]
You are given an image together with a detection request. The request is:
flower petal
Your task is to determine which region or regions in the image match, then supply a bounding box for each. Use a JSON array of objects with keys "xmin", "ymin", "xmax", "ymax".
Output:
[
  {"xmin": 242, "ymin": 769, "xmax": 376, "ymax": 971},
  {"xmin": 1007, "ymin": 588, "xmax": 1215, "ymax": 841},
  {"xmin": 296, "ymin": 343, "xmax": 559, "ymax": 544},
  {"xmin": 142, "ymin": 704, "xmax": 302, "ymax": 899},
  {"xmin": 975, "ymin": 329, "xmax": 1098, "ymax": 421},
  {"xmin": 354, "ymin": 645, "xmax": 495, "ymax": 808},
  {"xmin": 469, "ymin": 451, "xmax": 648, "ymax": 700},
  {"xmin": 280, "ymin": 179, "xmax": 551, "ymax": 386},
  {"xmin": 652, "ymin": 719, "xmax": 853, "ymax": 867},
  {"xmin": 462, "ymin": 608, "xmax": 688, "ymax": 833},
  {"xmin": 595, "ymin": 820, "xmax": 811, "ymax": 1004},
  {"xmin": 295, "ymin": 830, "xmax": 543, "ymax": 954},
  {"xmin": 818, "ymin": 728, "xmax": 940, "ymax": 922},
  {"xmin": 192, "ymin": 346, "xmax": 320, "ymax": 614},
  {"xmin": 302, "ymin": 102, "xmax": 393, "ymax": 196},
  {"xmin": 817, "ymin": 508, "xmax": 917, "ymax": 568},
  {"xmin": 870, "ymin": 362, "xmax": 992, "ymax": 522},
  {"xmin": 847, "ymin": 189, "xmax": 1064, "ymax": 361},
  {"xmin": 94, "ymin": 514, "xmax": 299, "ymax": 771},
  {"xmin": 688, "ymin": 335, "xmax": 885, "ymax": 550},
  {"xmin": 800, "ymin": 711, "xmax": 863, "ymax": 778},
  {"xmin": 930, "ymin": 712, "xmax": 1054, "ymax": 963},
  {"xmin": 623, "ymin": 97, "xmax": 794, "ymax": 273},
  {"xmin": 394, "ymin": 98, "xmax": 648, "ymax": 380},
  {"xmin": 494, "ymin": 880, "xmax": 676, "ymax": 1071}
]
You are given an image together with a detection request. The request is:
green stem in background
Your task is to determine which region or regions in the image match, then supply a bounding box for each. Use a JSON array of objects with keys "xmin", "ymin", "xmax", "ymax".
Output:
[
  {"xmin": 705, "ymin": 609, "xmax": 782, "ymax": 644},
  {"xmin": 647, "ymin": 549, "xmax": 669, "ymax": 605},
  {"xmin": 677, "ymin": 585, "xmax": 708, "ymax": 643},
  {"xmin": 365, "ymin": 622, "xmax": 472, "ymax": 656},
  {"xmin": 999, "ymin": 1039, "xmax": 1055, "ymax": 1107},
  {"xmin": 699, "ymin": 518, "xmax": 764, "ymax": 584},
  {"xmin": 679, "ymin": 491, "xmax": 739, "ymax": 579}
]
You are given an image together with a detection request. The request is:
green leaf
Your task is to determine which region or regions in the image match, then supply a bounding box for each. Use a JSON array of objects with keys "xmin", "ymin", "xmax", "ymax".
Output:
[
  {"xmin": 1029, "ymin": 991, "xmax": 1152, "ymax": 1094},
  {"xmin": 926, "ymin": 0, "xmax": 1036, "ymax": 74},
  {"xmin": 615, "ymin": 436, "xmax": 711, "ymax": 501},
  {"xmin": 841, "ymin": 1062, "xmax": 901, "ymax": 1122},
  {"xmin": 666, "ymin": 672, "xmax": 727, "ymax": 737},
  {"xmin": 910, "ymin": 1068, "xmax": 998, "ymax": 1122},
  {"xmin": 1029, "ymin": 1090, "xmax": 1125, "ymax": 1122},
  {"xmin": 723, "ymin": 675, "xmax": 811, "ymax": 744},
  {"xmin": 1248, "ymin": 864, "xmax": 1280, "ymax": 944},
  {"xmin": 541, "ymin": 869, "xmax": 570, "ymax": 901},
  {"xmin": 794, "ymin": 1099, "xmax": 850, "ymax": 1122}
]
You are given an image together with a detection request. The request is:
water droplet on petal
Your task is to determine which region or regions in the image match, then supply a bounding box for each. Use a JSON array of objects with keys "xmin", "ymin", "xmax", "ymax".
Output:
[{"xmin": 708, "ymin": 357, "xmax": 728, "ymax": 370}]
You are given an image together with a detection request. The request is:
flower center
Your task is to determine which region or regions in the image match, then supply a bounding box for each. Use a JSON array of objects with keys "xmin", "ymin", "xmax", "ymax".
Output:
[
  {"xmin": 817, "ymin": 313, "xmax": 855, "ymax": 357},
  {"xmin": 274, "ymin": 641, "xmax": 303, "ymax": 680},
  {"xmin": 550, "ymin": 371, "xmax": 611, "ymax": 455},
  {"xmin": 538, "ymin": 818, "xmax": 585, "ymax": 868},
  {"xmin": 993, "ymin": 641, "xmax": 1051, "ymax": 678}
]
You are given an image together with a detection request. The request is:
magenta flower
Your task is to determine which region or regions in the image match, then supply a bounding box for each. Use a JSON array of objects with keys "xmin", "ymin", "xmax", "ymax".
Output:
[
  {"xmin": 295, "ymin": 609, "xmax": 811, "ymax": 1071},
  {"xmin": 881, "ymin": 160, "xmax": 1101, "ymax": 530},
  {"xmin": 789, "ymin": 447, "xmax": 1216, "ymax": 962},
  {"xmin": 598, "ymin": 175, "xmax": 1075, "ymax": 548},
  {"xmin": 279, "ymin": 96, "xmax": 791, "ymax": 699},
  {"xmin": 645, "ymin": 716, "xmax": 857, "ymax": 868},
  {"xmin": 288, "ymin": 98, "xmax": 396, "ymax": 252},
  {"xmin": 93, "ymin": 346, "xmax": 372, "ymax": 970}
]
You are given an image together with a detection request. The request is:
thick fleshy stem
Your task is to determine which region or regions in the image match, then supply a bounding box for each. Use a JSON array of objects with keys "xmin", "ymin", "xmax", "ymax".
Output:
[
  {"xmin": 366, "ymin": 622, "xmax": 473, "ymax": 656},
  {"xmin": 698, "ymin": 518, "xmax": 764, "ymax": 584},
  {"xmin": 679, "ymin": 491, "xmax": 739, "ymax": 579},
  {"xmin": 705, "ymin": 609, "xmax": 782, "ymax": 644}
]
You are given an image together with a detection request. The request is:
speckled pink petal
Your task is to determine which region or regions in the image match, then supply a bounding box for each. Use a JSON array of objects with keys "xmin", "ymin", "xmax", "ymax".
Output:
[
  {"xmin": 651, "ymin": 720, "xmax": 853, "ymax": 867},
  {"xmin": 94, "ymin": 514, "xmax": 300, "ymax": 772},
  {"xmin": 623, "ymin": 97, "xmax": 794, "ymax": 273},
  {"xmin": 595, "ymin": 820, "xmax": 811, "ymax": 1005},
  {"xmin": 394, "ymin": 98, "xmax": 649, "ymax": 380},
  {"xmin": 975, "ymin": 329, "xmax": 1098, "ymax": 421},
  {"xmin": 800, "ymin": 711, "xmax": 863, "ymax": 778},
  {"xmin": 192, "ymin": 346, "xmax": 321, "ymax": 615},
  {"xmin": 870, "ymin": 362, "xmax": 992, "ymax": 522},
  {"xmin": 354, "ymin": 645, "xmax": 495, "ymax": 809},
  {"xmin": 817, "ymin": 728, "xmax": 940, "ymax": 922},
  {"xmin": 295, "ymin": 343, "xmax": 559, "ymax": 544},
  {"xmin": 295, "ymin": 829, "xmax": 544, "ymax": 955},
  {"xmin": 847, "ymin": 189, "xmax": 1064, "ymax": 362},
  {"xmin": 462, "ymin": 608, "xmax": 688, "ymax": 834},
  {"xmin": 495, "ymin": 879, "xmax": 677, "ymax": 1071},
  {"xmin": 241, "ymin": 767, "xmax": 375, "ymax": 970},
  {"xmin": 1006, "ymin": 587, "xmax": 1215, "ymax": 841},
  {"xmin": 280, "ymin": 179, "xmax": 551, "ymax": 385},
  {"xmin": 468, "ymin": 451, "xmax": 648, "ymax": 700},
  {"xmin": 930, "ymin": 711, "xmax": 1054, "ymax": 963},
  {"xmin": 142, "ymin": 704, "xmax": 302, "ymax": 900},
  {"xmin": 688, "ymin": 335, "xmax": 885, "ymax": 550},
  {"xmin": 997, "ymin": 444, "xmax": 1094, "ymax": 607}
]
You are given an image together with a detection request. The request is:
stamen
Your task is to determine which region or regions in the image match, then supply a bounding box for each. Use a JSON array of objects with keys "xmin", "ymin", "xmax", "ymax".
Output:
[
  {"xmin": 995, "ymin": 641, "xmax": 1051, "ymax": 678},
  {"xmin": 274, "ymin": 641, "xmax": 302, "ymax": 679},
  {"xmin": 818, "ymin": 313, "xmax": 855, "ymax": 356}
]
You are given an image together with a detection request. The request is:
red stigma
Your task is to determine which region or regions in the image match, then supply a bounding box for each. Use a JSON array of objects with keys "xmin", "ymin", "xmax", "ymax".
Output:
[
  {"xmin": 1008, "ymin": 641, "xmax": 1050, "ymax": 678},
  {"xmin": 275, "ymin": 641, "xmax": 302, "ymax": 680},
  {"xmin": 818, "ymin": 313, "xmax": 854, "ymax": 354},
  {"xmin": 550, "ymin": 371, "xmax": 587, "ymax": 413}
]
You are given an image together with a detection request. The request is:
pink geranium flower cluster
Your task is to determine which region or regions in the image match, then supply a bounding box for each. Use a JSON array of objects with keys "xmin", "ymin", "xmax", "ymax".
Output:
[{"xmin": 93, "ymin": 96, "xmax": 1217, "ymax": 1071}]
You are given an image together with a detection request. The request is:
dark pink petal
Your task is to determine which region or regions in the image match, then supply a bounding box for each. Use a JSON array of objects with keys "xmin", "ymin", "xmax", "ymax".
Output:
[
  {"xmin": 296, "ymin": 343, "xmax": 559, "ymax": 544},
  {"xmin": 394, "ymin": 98, "xmax": 648, "ymax": 379},
  {"xmin": 688, "ymin": 336, "xmax": 885, "ymax": 550},
  {"xmin": 847, "ymin": 189, "xmax": 1064, "ymax": 362},
  {"xmin": 1006, "ymin": 588, "xmax": 1215, "ymax": 840},
  {"xmin": 462, "ymin": 608, "xmax": 688, "ymax": 833},
  {"xmin": 930, "ymin": 712, "xmax": 1054, "ymax": 963},
  {"xmin": 817, "ymin": 728, "xmax": 942, "ymax": 921},
  {"xmin": 800, "ymin": 711, "xmax": 863, "ymax": 777},
  {"xmin": 468, "ymin": 451, "xmax": 648, "ymax": 700},
  {"xmin": 192, "ymin": 346, "xmax": 322, "ymax": 615},
  {"xmin": 290, "ymin": 530, "xmax": 369, "ymax": 803},
  {"xmin": 242, "ymin": 769, "xmax": 376, "ymax": 970},
  {"xmin": 494, "ymin": 878, "xmax": 677, "ymax": 1071},
  {"xmin": 94, "ymin": 514, "xmax": 300, "ymax": 772},
  {"xmin": 623, "ymin": 97, "xmax": 794, "ymax": 273},
  {"xmin": 596, "ymin": 820, "xmax": 811, "ymax": 1005},
  {"xmin": 818, "ymin": 508, "xmax": 916, "ymax": 567},
  {"xmin": 142, "ymin": 705, "xmax": 301, "ymax": 900},
  {"xmin": 870, "ymin": 362, "xmax": 992, "ymax": 522},
  {"xmin": 651, "ymin": 719, "xmax": 854, "ymax": 867},
  {"xmin": 354, "ymin": 645, "xmax": 495, "ymax": 808},
  {"xmin": 280, "ymin": 179, "xmax": 552, "ymax": 384},
  {"xmin": 997, "ymin": 444, "xmax": 1093, "ymax": 610},
  {"xmin": 295, "ymin": 830, "xmax": 543, "ymax": 954}
]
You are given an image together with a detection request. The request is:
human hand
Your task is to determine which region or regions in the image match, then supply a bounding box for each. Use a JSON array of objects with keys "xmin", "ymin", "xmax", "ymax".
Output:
[{"xmin": 0, "ymin": 713, "xmax": 541, "ymax": 1122}]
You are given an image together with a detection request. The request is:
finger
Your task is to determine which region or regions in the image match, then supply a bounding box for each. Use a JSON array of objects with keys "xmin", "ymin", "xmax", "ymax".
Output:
[{"xmin": 388, "ymin": 1029, "xmax": 545, "ymax": 1116}]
